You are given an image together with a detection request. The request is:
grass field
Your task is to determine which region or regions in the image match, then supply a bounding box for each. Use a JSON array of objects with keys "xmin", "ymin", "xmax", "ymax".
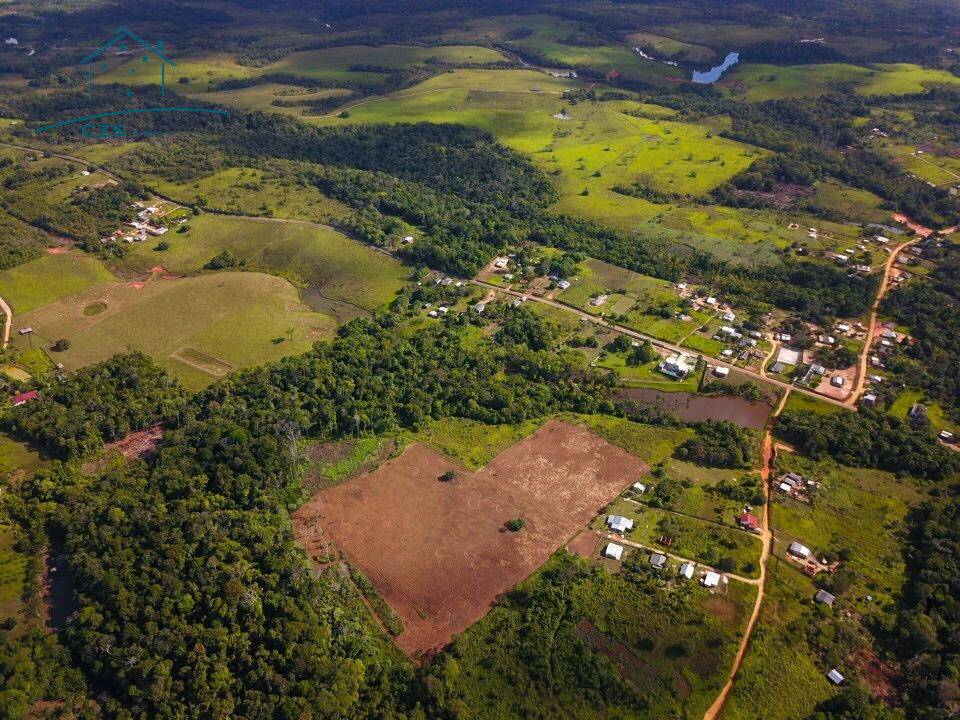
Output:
[
  {"xmin": 728, "ymin": 62, "xmax": 960, "ymax": 101},
  {"xmin": 314, "ymin": 68, "xmax": 578, "ymax": 152},
  {"xmin": 122, "ymin": 214, "xmax": 406, "ymax": 313},
  {"xmin": 401, "ymin": 417, "xmax": 544, "ymax": 470},
  {"xmin": 640, "ymin": 459, "xmax": 761, "ymax": 525},
  {"xmin": 771, "ymin": 453, "xmax": 922, "ymax": 608},
  {"xmin": 12, "ymin": 271, "xmax": 337, "ymax": 389},
  {"xmin": 189, "ymin": 84, "xmax": 353, "ymax": 116},
  {"xmin": 569, "ymin": 413, "xmax": 694, "ymax": 465},
  {"xmin": 146, "ymin": 166, "xmax": 352, "ymax": 221},
  {"xmin": 0, "ymin": 432, "xmax": 42, "ymax": 479},
  {"xmin": 625, "ymin": 31, "xmax": 717, "ymax": 63},
  {"xmin": 887, "ymin": 388, "xmax": 960, "ymax": 434},
  {"xmin": 597, "ymin": 351, "xmax": 704, "ymax": 391},
  {"xmin": 719, "ymin": 560, "xmax": 835, "ymax": 720},
  {"xmin": 0, "ymin": 251, "xmax": 116, "ymax": 315},
  {"xmin": 0, "ymin": 526, "xmax": 27, "ymax": 628}
]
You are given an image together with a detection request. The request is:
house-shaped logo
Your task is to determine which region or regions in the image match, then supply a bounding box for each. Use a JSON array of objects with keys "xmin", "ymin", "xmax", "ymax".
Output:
[{"xmin": 80, "ymin": 26, "xmax": 175, "ymax": 97}]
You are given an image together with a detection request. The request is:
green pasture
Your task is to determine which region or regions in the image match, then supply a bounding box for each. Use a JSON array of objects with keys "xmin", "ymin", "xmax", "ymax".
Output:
[
  {"xmin": 12, "ymin": 271, "xmax": 337, "ymax": 390},
  {"xmin": 719, "ymin": 562, "xmax": 835, "ymax": 720},
  {"xmin": 881, "ymin": 143, "xmax": 960, "ymax": 187},
  {"xmin": 570, "ymin": 413, "xmax": 693, "ymax": 466},
  {"xmin": 625, "ymin": 31, "xmax": 717, "ymax": 63},
  {"xmin": 0, "ymin": 432, "xmax": 42, "ymax": 479},
  {"xmin": 887, "ymin": 388, "xmax": 959, "ymax": 434},
  {"xmin": 597, "ymin": 351, "xmax": 704, "ymax": 391},
  {"xmin": 146, "ymin": 166, "xmax": 352, "ymax": 221},
  {"xmin": 314, "ymin": 69, "xmax": 578, "ymax": 153},
  {"xmin": 91, "ymin": 52, "xmax": 257, "ymax": 93},
  {"xmin": 0, "ymin": 526, "xmax": 27, "ymax": 627},
  {"xmin": 190, "ymin": 84, "xmax": 353, "ymax": 117},
  {"xmin": 810, "ymin": 180, "xmax": 889, "ymax": 223},
  {"xmin": 401, "ymin": 417, "xmax": 544, "ymax": 470},
  {"xmin": 122, "ymin": 214, "xmax": 406, "ymax": 312},
  {"xmin": 771, "ymin": 453, "xmax": 922, "ymax": 607},
  {"xmin": 640, "ymin": 459, "xmax": 761, "ymax": 525},
  {"xmin": 0, "ymin": 251, "xmax": 116, "ymax": 315},
  {"xmin": 783, "ymin": 391, "xmax": 845, "ymax": 416},
  {"xmin": 728, "ymin": 62, "xmax": 960, "ymax": 101}
]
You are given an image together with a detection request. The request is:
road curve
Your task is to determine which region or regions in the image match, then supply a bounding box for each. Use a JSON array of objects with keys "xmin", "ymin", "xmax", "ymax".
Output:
[{"xmin": 0, "ymin": 295, "xmax": 11, "ymax": 349}]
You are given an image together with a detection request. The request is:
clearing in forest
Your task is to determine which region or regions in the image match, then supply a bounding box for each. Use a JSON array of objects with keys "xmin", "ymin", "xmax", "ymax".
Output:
[{"xmin": 293, "ymin": 419, "xmax": 649, "ymax": 657}]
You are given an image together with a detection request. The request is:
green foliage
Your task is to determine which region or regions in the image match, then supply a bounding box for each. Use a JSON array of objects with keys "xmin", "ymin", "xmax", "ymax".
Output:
[
  {"xmin": 775, "ymin": 409, "xmax": 957, "ymax": 480},
  {"xmin": 676, "ymin": 420, "xmax": 755, "ymax": 468},
  {"xmin": 205, "ymin": 249, "xmax": 246, "ymax": 270},
  {"xmin": 504, "ymin": 517, "xmax": 525, "ymax": 532}
]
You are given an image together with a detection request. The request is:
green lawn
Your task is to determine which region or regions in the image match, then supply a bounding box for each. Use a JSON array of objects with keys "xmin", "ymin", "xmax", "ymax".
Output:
[
  {"xmin": 0, "ymin": 251, "xmax": 116, "ymax": 315},
  {"xmin": 0, "ymin": 526, "xmax": 27, "ymax": 627},
  {"xmin": 597, "ymin": 352, "xmax": 704, "ymax": 392},
  {"xmin": 570, "ymin": 414, "xmax": 693, "ymax": 466},
  {"xmin": 639, "ymin": 459, "xmax": 762, "ymax": 526},
  {"xmin": 401, "ymin": 417, "xmax": 544, "ymax": 470},
  {"xmin": 783, "ymin": 391, "xmax": 846, "ymax": 416}
]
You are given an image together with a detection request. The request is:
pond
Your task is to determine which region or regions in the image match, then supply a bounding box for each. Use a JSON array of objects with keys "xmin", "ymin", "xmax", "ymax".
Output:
[
  {"xmin": 691, "ymin": 52, "xmax": 740, "ymax": 84},
  {"xmin": 617, "ymin": 387, "xmax": 773, "ymax": 430}
]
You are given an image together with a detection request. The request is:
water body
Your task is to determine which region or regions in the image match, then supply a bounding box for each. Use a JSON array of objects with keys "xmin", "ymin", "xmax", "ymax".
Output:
[
  {"xmin": 616, "ymin": 388, "xmax": 773, "ymax": 430},
  {"xmin": 691, "ymin": 52, "xmax": 740, "ymax": 84}
]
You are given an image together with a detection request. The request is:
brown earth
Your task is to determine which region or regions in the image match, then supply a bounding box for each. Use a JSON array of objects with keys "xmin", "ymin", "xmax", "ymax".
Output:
[
  {"xmin": 102, "ymin": 424, "xmax": 163, "ymax": 460},
  {"xmin": 293, "ymin": 420, "xmax": 648, "ymax": 658}
]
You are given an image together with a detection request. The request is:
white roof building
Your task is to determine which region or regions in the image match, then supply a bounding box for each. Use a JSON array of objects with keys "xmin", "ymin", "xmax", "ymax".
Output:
[
  {"xmin": 474, "ymin": 302, "xmax": 486, "ymax": 314},
  {"xmin": 777, "ymin": 347, "xmax": 800, "ymax": 366},
  {"xmin": 557, "ymin": 279, "xmax": 571, "ymax": 290},
  {"xmin": 827, "ymin": 669, "xmax": 845, "ymax": 685},
  {"xmin": 788, "ymin": 541, "xmax": 811, "ymax": 558},
  {"xmin": 722, "ymin": 312, "xmax": 736, "ymax": 322},
  {"xmin": 679, "ymin": 562, "xmax": 695, "ymax": 579},
  {"xmin": 607, "ymin": 515, "xmax": 634, "ymax": 533},
  {"xmin": 706, "ymin": 296, "xmax": 717, "ymax": 305},
  {"xmin": 603, "ymin": 543, "xmax": 624, "ymax": 561},
  {"xmin": 659, "ymin": 353, "xmax": 695, "ymax": 380},
  {"xmin": 714, "ymin": 366, "xmax": 730, "ymax": 378},
  {"xmin": 702, "ymin": 571, "xmax": 721, "ymax": 587},
  {"xmin": 779, "ymin": 481, "xmax": 793, "ymax": 493},
  {"xmin": 632, "ymin": 482, "xmax": 646, "ymax": 494}
]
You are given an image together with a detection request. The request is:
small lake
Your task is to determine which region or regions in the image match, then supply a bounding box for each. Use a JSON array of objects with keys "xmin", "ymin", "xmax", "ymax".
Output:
[
  {"xmin": 617, "ymin": 387, "xmax": 773, "ymax": 430},
  {"xmin": 691, "ymin": 52, "xmax": 740, "ymax": 84}
]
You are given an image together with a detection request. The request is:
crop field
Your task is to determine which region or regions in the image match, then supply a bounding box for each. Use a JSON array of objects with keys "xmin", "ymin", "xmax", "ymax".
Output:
[
  {"xmin": 438, "ymin": 551, "xmax": 756, "ymax": 719},
  {"xmin": 145, "ymin": 167, "xmax": 352, "ymax": 221},
  {"xmin": 121, "ymin": 214, "xmax": 406, "ymax": 313},
  {"xmin": 596, "ymin": 499, "xmax": 763, "ymax": 578},
  {"xmin": 293, "ymin": 420, "xmax": 649, "ymax": 656},
  {"xmin": 719, "ymin": 561, "xmax": 836, "ymax": 720},
  {"xmin": 0, "ymin": 251, "xmax": 116, "ymax": 315},
  {"xmin": 11, "ymin": 271, "xmax": 337, "ymax": 389},
  {"xmin": 728, "ymin": 62, "xmax": 960, "ymax": 101},
  {"xmin": 770, "ymin": 452, "xmax": 922, "ymax": 608}
]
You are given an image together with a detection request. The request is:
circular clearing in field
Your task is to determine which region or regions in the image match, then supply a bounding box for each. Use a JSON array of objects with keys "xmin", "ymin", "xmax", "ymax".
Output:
[{"xmin": 83, "ymin": 301, "xmax": 107, "ymax": 316}]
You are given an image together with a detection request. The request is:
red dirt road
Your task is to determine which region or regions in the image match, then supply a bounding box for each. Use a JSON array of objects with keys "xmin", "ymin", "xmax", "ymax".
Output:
[{"xmin": 293, "ymin": 420, "xmax": 648, "ymax": 657}]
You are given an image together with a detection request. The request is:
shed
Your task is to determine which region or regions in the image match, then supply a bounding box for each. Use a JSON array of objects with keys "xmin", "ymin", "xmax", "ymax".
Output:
[
  {"xmin": 474, "ymin": 302, "xmax": 486, "ymax": 314},
  {"xmin": 788, "ymin": 541, "xmax": 811, "ymax": 558},
  {"xmin": 557, "ymin": 279, "xmax": 571, "ymax": 290},
  {"xmin": 702, "ymin": 571, "xmax": 721, "ymax": 587},
  {"xmin": 827, "ymin": 669, "xmax": 845, "ymax": 685},
  {"xmin": 603, "ymin": 543, "xmax": 624, "ymax": 561},
  {"xmin": 778, "ymin": 481, "xmax": 793, "ymax": 493},
  {"xmin": 679, "ymin": 562, "xmax": 695, "ymax": 579},
  {"xmin": 649, "ymin": 553, "xmax": 667, "ymax": 570},
  {"xmin": 632, "ymin": 482, "xmax": 646, "ymax": 494},
  {"xmin": 714, "ymin": 366, "xmax": 730, "ymax": 378},
  {"xmin": 814, "ymin": 589, "xmax": 836, "ymax": 606}
]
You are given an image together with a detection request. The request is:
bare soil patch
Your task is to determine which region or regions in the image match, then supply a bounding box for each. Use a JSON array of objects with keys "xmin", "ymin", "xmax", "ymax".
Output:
[
  {"xmin": 567, "ymin": 529, "xmax": 602, "ymax": 558},
  {"xmin": 293, "ymin": 420, "xmax": 647, "ymax": 658},
  {"xmin": 103, "ymin": 424, "xmax": 163, "ymax": 461}
]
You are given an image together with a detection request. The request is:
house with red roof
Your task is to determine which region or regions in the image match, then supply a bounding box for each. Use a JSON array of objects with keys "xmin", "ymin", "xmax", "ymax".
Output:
[
  {"xmin": 11, "ymin": 390, "xmax": 39, "ymax": 407},
  {"xmin": 738, "ymin": 511, "xmax": 759, "ymax": 532}
]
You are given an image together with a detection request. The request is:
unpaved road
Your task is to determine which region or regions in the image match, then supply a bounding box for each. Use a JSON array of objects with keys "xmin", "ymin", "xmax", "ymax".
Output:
[
  {"xmin": 0, "ymin": 295, "xmax": 10, "ymax": 349},
  {"xmin": 702, "ymin": 387, "xmax": 788, "ymax": 720}
]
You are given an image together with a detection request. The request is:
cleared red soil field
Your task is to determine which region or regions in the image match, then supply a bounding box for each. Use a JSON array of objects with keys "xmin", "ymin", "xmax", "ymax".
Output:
[{"xmin": 293, "ymin": 419, "xmax": 648, "ymax": 657}]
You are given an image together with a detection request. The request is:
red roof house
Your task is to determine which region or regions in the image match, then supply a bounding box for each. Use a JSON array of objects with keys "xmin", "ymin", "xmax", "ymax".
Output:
[
  {"xmin": 11, "ymin": 390, "xmax": 39, "ymax": 407},
  {"xmin": 738, "ymin": 512, "xmax": 759, "ymax": 531}
]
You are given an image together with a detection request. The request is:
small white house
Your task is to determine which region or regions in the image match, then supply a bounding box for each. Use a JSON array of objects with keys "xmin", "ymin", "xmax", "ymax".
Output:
[
  {"xmin": 494, "ymin": 257, "xmax": 509, "ymax": 269},
  {"xmin": 788, "ymin": 541, "xmax": 811, "ymax": 559},
  {"xmin": 474, "ymin": 302, "xmax": 486, "ymax": 314},
  {"xmin": 702, "ymin": 571, "xmax": 721, "ymax": 588},
  {"xmin": 679, "ymin": 562, "xmax": 695, "ymax": 580},
  {"xmin": 632, "ymin": 482, "xmax": 646, "ymax": 494},
  {"xmin": 603, "ymin": 543, "xmax": 624, "ymax": 561},
  {"xmin": 706, "ymin": 296, "xmax": 717, "ymax": 305},
  {"xmin": 722, "ymin": 312, "xmax": 736, "ymax": 322},
  {"xmin": 557, "ymin": 279, "xmax": 571, "ymax": 290},
  {"xmin": 713, "ymin": 366, "xmax": 730, "ymax": 378},
  {"xmin": 827, "ymin": 669, "xmax": 845, "ymax": 685},
  {"xmin": 438, "ymin": 306, "xmax": 449, "ymax": 315},
  {"xmin": 607, "ymin": 515, "xmax": 634, "ymax": 533},
  {"xmin": 650, "ymin": 553, "xmax": 667, "ymax": 570}
]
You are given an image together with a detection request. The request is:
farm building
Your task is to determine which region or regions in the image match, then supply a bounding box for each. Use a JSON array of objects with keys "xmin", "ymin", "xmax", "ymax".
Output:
[
  {"xmin": 827, "ymin": 669, "xmax": 845, "ymax": 685},
  {"xmin": 603, "ymin": 543, "xmax": 624, "ymax": 561},
  {"xmin": 788, "ymin": 541, "xmax": 812, "ymax": 558},
  {"xmin": 649, "ymin": 553, "xmax": 667, "ymax": 570},
  {"xmin": 607, "ymin": 515, "xmax": 634, "ymax": 533},
  {"xmin": 679, "ymin": 561, "xmax": 695, "ymax": 579},
  {"xmin": 702, "ymin": 571, "xmax": 721, "ymax": 588},
  {"xmin": 814, "ymin": 589, "xmax": 836, "ymax": 606},
  {"xmin": 10, "ymin": 390, "xmax": 39, "ymax": 407},
  {"xmin": 738, "ymin": 512, "xmax": 759, "ymax": 531}
]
